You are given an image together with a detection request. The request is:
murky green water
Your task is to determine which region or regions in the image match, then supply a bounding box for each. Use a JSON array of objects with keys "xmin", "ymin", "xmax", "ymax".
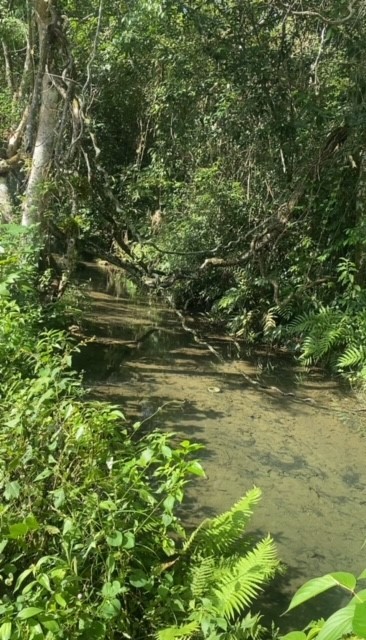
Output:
[{"xmin": 75, "ymin": 263, "xmax": 366, "ymax": 630}]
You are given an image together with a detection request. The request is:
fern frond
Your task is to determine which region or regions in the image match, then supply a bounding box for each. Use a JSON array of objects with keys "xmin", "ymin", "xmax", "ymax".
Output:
[
  {"xmin": 277, "ymin": 302, "xmax": 294, "ymax": 321},
  {"xmin": 190, "ymin": 555, "xmax": 216, "ymax": 598},
  {"xmin": 156, "ymin": 620, "xmax": 200, "ymax": 640},
  {"xmin": 212, "ymin": 535, "xmax": 279, "ymax": 621},
  {"xmin": 288, "ymin": 310, "xmax": 317, "ymax": 333},
  {"xmin": 225, "ymin": 612, "xmax": 263, "ymax": 640},
  {"xmin": 337, "ymin": 345, "xmax": 365, "ymax": 370},
  {"xmin": 184, "ymin": 487, "xmax": 262, "ymax": 558},
  {"xmin": 262, "ymin": 309, "xmax": 277, "ymax": 335},
  {"xmin": 288, "ymin": 308, "xmax": 343, "ymax": 335}
]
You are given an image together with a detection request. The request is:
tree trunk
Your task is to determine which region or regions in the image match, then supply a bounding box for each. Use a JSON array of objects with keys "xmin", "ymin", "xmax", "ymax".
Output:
[
  {"xmin": 21, "ymin": 72, "xmax": 59, "ymax": 227},
  {"xmin": 0, "ymin": 176, "xmax": 14, "ymax": 223},
  {"xmin": 355, "ymin": 151, "xmax": 366, "ymax": 284}
]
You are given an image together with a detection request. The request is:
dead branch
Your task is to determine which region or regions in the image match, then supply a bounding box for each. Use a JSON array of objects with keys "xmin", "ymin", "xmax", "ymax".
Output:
[{"xmin": 0, "ymin": 153, "xmax": 23, "ymax": 175}]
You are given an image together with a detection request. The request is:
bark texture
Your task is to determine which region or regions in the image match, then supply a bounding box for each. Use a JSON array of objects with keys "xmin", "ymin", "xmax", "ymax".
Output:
[{"xmin": 21, "ymin": 72, "xmax": 59, "ymax": 226}]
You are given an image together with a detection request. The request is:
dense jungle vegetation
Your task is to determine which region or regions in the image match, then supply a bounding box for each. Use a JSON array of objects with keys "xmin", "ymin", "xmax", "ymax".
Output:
[{"xmin": 2, "ymin": 0, "xmax": 366, "ymax": 638}]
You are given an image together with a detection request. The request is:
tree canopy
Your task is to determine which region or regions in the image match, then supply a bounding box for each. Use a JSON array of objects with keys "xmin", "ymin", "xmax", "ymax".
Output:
[{"xmin": 1, "ymin": 0, "xmax": 366, "ymax": 378}]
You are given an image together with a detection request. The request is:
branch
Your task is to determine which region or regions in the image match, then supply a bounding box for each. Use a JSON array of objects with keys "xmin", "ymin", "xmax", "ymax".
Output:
[
  {"xmin": 24, "ymin": 23, "xmax": 49, "ymax": 151},
  {"xmin": 16, "ymin": 35, "xmax": 32, "ymax": 101},
  {"xmin": 82, "ymin": 0, "xmax": 103, "ymax": 100},
  {"xmin": 1, "ymin": 40, "xmax": 13, "ymax": 93},
  {"xmin": 0, "ymin": 176, "xmax": 15, "ymax": 222},
  {"xmin": 82, "ymin": 242, "xmax": 144, "ymax": 278},
  {"xmin": 146, "ymin": 224, "xmax": 259, "ymax": 257},
  {"xmin": 286, "ymin": 0, "xmax": 358, "ymax": 25},
  {"xmin": 0, "ymin": 153, "xmax": 23, "ymax": 175},
  {"xmin": 7, "ymin": 105, "xmax": 29, "ymax": 157},
  {"xmin": 199, "ymin": 123, "xmax": 350, "ymax": 271},
  {"xmin": 200, "ymin": 232, "xmax": 272, "ymax": 270}
]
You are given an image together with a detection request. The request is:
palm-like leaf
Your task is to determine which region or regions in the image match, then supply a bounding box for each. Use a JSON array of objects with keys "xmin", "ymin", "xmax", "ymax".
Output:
[
  {"xmin": 337, "ymin": 345, "xmax": 365, "ymax": 369},
  {"xmin": 212, "ymin": 535, "xmax": 279, "ymax": 620},
  {"xmin": 184, "ymin": 487, "xmax": 262, "ymax": 558},
  {"xmin": 190, "ymin": 555, "xmax": 216, "ymax": 598}
]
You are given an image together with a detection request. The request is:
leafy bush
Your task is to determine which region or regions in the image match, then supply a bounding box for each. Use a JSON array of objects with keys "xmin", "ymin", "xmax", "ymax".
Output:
[
  {"xmin": 286, "ymin": 259, "xmax": 366, "ymax": 382},
  {"xmin": 0, "ymin": 231, "xmax": 279, "ymax": 638}
]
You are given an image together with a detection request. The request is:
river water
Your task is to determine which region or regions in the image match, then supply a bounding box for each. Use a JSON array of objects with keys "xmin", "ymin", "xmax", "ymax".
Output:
[{"xmin": 76, "ymin": 263, "xmax": 366, "ymax": 630}]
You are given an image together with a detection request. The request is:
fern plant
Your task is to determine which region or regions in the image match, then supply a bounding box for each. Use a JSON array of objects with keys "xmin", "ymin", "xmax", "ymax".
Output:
[
  {"xmin": 156, "ymin": 488, "xmax": 279, "ymax": 640},
  {"xmin": 287, "ymin": 305, "xmax": 366, "ymax": 382}
]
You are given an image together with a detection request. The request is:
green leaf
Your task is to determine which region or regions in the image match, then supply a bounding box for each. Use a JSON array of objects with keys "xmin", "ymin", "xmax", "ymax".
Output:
[
  {"xmin": 22, "ymin": 579, "xmax": 37, "ymax": 594},
  {"xmin": 157, "ymin": 621, "xmax": 200, "ymax": 639},
  {"xmin": 99, "ymin": 597, "xmax": 121, "ymax": 619},
  {"xmin": 62, "ymin": 518, "xmax": 73, "ymax": 535},
  {"xmin": 99, "ymin": 500, "xmax": 117, "ymax": 511},
  {"xmin": 281, "ymin": 633, "xmax": 307, "ymax": 640},
  {"xmin": 14, "ymin": 567, "xmax": 33, "ymax": 592},
  {"xmin": 52, "ymin": 488, "xmax": 65, "ymax": 509},
  {"xmin": 129, "ymin": 570, "xmax": 148, "ymax": 588},
  {"xmin": 38, "ymin": 573, "xmax": 52, "ymax": 592},
  {"xmin": 162, "ymin": 537, "xmax": 176, "ymax": 556},
  {"xmin": 285, "ymin": 573, "xmax": 356, "ymax": 612},
  {"xmin": 34, "ymin": 468, "xmax": 53, "ymax": 482},
  {"xmin": 0, "ymin": 540, "xmax": 8, "ymax": 554},
  {"xmin": 17, "ymin": 607, "xmax": 43, "ymax": 619},
  {"xmin": 25, "ymin": 515, "xmax": 39, "ymax": 531},
  {"xmin": 41, "ymin": 619, "xmax": 60, "ymax": 633},
  {"xmin": 55, "ymin": 593, "xmax": 67, "ymax": 608},
  {"xmin": 316, "ymin": 604, "xmax": 354, "ymax": 640},
  {"xmin": 139, "ymin": 448, "xmax": 154, "ymax": 466},
  {"xmin": 106, "ymin": 531, "xmax": 123, "ymax": 547},
  {"xmin": 358, "ymin": 569, "xmax": 366, "ymax": 580},
  {"xmin": 353, "ymin": 601, "xmax": 366, "ymax": 637},
  {"xmin": 330, "ymin": 572, "xmax": 357, "ymax": 591},
  {"xmin": 8, "ymin": 521, "xmax": 28, "ymax": 539},
  {"xmin": 123, "ymin": 532, "xmax": 135, "ymax": 549},
  {"xmin": 0, "ymin": 622, "xmax": 12, "ymax": 640},
  {"xmin": 162, "ymin": 513, "xmax": 173, "ymax": 526},
  {"xmin": 187, "ymin": 461, "xmax": 206, "ymax": 477},
  {"xmin": 4, "ymin": 480, "xmax": 20, "ymax": 501},
  {"xmin": 109, "ymin": 409, "xmax": 125, "ymax": 419},
  {"xmin": 163, "ymin": 494, "xmax": 175, "ymax": 512},
  {"xmin": 102, "ymin": 581, "xmax": 122, "ymax": 597}
]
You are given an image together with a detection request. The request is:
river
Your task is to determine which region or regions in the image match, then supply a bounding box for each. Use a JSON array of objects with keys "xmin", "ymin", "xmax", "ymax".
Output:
[{"xmin": 76, "ymin": 262, "xmax": 366, "ymax": 630}]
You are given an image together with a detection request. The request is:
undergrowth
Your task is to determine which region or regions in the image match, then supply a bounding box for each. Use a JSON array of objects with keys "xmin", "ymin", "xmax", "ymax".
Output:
[{"xmin": 0, "ymin": 225, "xmax": 279, "ymax": 639}]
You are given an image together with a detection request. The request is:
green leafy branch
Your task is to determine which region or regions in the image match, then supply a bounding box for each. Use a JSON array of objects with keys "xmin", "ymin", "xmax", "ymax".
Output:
[{"xmin": 282, "ymin": 570, "xmax": 366, "ymax": 640}]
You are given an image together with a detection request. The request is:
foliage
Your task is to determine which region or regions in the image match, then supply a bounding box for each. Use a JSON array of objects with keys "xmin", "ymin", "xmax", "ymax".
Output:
[
  {"xmin": 3, "ymin": 0, "xmax": 366, "ymax": 378},
  {"xmin": 0, "ymin": 238, "xmax": 278, "ymax": 638},
  {"xmin": 157, "ymin": 488, "xmax": 279, "ymax": 639},
  {"xmin": 282, "ymin": 569, "xmax": 366, "ymax": 640},
  {"xmin": 60, "ymin": 0, "xmax": 363, "ymax": 381},
  {"xmin": 284, "ymin": 257, "xmax": 366, "ymax": 380}
]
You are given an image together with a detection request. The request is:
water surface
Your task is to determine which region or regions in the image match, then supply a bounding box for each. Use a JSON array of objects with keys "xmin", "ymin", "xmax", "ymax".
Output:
[{"xmin": 76, "ymin": 263, "xmax": 366, "ymax": 629}]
